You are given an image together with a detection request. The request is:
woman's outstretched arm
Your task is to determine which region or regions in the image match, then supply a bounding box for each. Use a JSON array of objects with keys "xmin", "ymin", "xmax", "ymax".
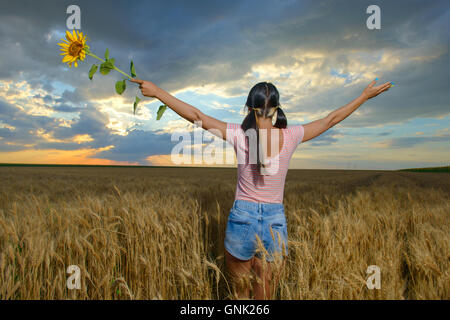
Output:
[
  {"xmin": 130, "ymin": 78, "xmax": 227, "ymax": 140},
  {"xmin": 302, "ymin": 79, "xmax": 393, "ymax": 143}
]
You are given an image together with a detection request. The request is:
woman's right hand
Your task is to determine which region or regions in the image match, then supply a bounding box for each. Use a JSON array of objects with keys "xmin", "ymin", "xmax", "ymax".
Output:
[
  {"xmin": 361, "ymin": 79, "xmax": 393, "ymax": 100},
  {"xmin": 129, "ymin": 78, "xmax": 159, "ymax": 98}
]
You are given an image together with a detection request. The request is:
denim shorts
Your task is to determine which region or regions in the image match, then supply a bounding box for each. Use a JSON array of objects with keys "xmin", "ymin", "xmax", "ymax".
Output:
[{"xmin": 224, "ymin": 199, "xmax": 288, "ymax": 262}]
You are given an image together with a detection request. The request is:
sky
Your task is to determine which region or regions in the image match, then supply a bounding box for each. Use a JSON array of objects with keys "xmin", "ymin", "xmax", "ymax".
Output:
[{"xmin": 0, "ymin": 0, "xmax": 449, "ymax": 170}]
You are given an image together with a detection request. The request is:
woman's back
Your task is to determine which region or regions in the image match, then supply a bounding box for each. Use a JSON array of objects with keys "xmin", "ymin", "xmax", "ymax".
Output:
[{"xmin": 226, "ymin": 123, "xmax": 304, "ymax": 203}]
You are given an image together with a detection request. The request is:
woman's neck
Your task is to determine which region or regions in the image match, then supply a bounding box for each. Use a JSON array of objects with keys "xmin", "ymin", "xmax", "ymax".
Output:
[{"xmin": 256, "ymin": 116, "xmax": 275, "ymax": 129}]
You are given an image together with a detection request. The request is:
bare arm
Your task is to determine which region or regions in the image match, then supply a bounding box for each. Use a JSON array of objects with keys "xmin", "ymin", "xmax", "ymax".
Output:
[
  {"xmin": 302, "ymin": 79, "xmax": 393, "ymax": 143},
  {"xmin": 130, "ymin": 78, "xmax": 227, "ymax": 140}
]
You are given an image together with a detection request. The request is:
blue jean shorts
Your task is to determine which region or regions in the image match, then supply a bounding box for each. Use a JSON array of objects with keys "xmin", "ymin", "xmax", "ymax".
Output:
[{"xmin": 224, "ymin": 199, "xmax": 288, "ymax": 262}]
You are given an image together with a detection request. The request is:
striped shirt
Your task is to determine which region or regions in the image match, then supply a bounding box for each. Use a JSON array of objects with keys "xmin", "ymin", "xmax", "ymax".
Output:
[{"xmin": 226, "ymin": 123, "xmax": 305, "ymax": 204}]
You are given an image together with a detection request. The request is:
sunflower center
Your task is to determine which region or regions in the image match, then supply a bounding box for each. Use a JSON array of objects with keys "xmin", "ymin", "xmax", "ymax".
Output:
[{"xmin": 68, "ymin": 41, "xmax": 83, "ymax": 57}]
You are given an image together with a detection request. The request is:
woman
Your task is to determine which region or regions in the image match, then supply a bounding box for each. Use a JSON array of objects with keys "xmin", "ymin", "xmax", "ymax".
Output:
[{"xmin": 131, "ymin": 77, "xmax": 393, "ymax": 299}]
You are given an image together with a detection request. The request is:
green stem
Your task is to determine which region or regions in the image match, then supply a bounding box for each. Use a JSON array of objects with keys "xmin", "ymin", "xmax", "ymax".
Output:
[{"xmin": 87, "ymin": 52, "xmax": 132, "ymax": 79}]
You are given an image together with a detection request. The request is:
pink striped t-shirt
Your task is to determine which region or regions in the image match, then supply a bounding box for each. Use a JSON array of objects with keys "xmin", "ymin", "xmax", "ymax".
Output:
[{"xmin": 226, "ymin": 123, "xmax": 305, "ymax": 204}]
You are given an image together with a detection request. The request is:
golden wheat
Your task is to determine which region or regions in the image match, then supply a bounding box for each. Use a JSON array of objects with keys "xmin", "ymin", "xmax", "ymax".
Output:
[{"xmin": 0, "ymin": 166, "xmax": 448, "ymax": 299}]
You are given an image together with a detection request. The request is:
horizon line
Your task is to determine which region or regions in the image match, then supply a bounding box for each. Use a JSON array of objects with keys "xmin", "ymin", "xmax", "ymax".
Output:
[{"xmin": 3, "ymin": 162, "xmax": 448, "ymax": 171}]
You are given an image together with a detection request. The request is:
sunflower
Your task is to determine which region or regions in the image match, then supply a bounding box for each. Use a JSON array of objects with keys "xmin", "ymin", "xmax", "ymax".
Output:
[{"xmin": 58, "ymin": 30, "xmax": 89, "ymax": 68}]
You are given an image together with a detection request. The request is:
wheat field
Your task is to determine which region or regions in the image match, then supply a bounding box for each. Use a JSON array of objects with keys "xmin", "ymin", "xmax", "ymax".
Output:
[{"xmin": 0, "ymin": 166, "xmax": 448, "ymax": 299}]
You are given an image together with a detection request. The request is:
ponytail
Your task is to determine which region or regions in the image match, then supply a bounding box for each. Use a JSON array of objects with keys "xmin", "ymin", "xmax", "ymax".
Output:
[
  {"xmin": 254, "ymin": 108, "xmax": 264, "ymax": 172},
  {"xmin": 242, "ymin": 107, "xmax": 264, "ymax": 172},
  {"xmin": 274, "ymin": 105, "xmax": 287, "ymax": 128}
]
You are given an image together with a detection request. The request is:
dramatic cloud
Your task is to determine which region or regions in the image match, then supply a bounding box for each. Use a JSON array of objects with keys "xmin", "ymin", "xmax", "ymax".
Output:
[
  {"xmin": 379, "ymin": 133, "xmax": 450, "ymax": 149},
  {"xmin": 0, "ymin": 0, "xmax": 448, "ymax": 168}
]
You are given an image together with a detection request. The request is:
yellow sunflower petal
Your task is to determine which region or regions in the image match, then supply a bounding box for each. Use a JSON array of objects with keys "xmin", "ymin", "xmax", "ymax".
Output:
[
  {"xmin": 62, "ymin": 55, "xmax": 72, "ymax": 63},
  {"xmin": 65, "ymin": 30, "xmax": 74, "ymax": 42},
  {"xmin": 74, "ymin": 61, "xmax": 78, "ymax": 67},
  {"xmin": 58, "ymin": 43, "xmax": 69, "ymax": 48},
  {"xmin": 72, "ymin": 30, "xmax": 78, "ymax": 41}
]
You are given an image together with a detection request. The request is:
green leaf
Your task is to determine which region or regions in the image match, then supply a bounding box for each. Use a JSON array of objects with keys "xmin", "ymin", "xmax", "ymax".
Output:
[
  {"xmin": 130, "ymin": 60, "xmax": 137, "ymax": 78},
  {"xmin": 88, "ymin": 64, "xmax": 98, "ymax": 80},
  {"xmin": 156, "ymin": 104, "xmax": 167, "ymax": 120},
  {"xmin": 115, "ymin": 79, "xmax": 126, "ymax": 95},
  {"xmin": 104, "ymin": 48, "xmax": 109, "ymax": 60},
  {"xmin": 133, "ymin": 96, "xmax": 142, "ymax": 115},
  {"xmin": 99, "ymin": 60, "xmax": 114, "ymax": 75}
]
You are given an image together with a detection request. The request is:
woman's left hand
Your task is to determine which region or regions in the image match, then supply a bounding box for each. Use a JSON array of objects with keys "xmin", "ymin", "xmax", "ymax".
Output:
[{"xmin": 130, "ymin": 78, "xmax": 159, "ymax": 98}]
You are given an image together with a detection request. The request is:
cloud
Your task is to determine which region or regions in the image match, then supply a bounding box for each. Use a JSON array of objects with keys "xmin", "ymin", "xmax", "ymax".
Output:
[
  {"xmin": 307, "ymin": 127, "xmax": 341, "ymax": 146},
  {"xmin": 0, "ymin": 98, "xmax": 20, "ymax": 116},
  {"xmin": 52, "ymin": 104, "xmax": 82, "ymax": 112},
  {"xmin": 94, "ymin": 129, "xmax": 175, "ymax": 163},
  {"xmin": 378, "ymin": 133, "xmax": 450, "ymax": 148},
  {"xmin": 0, "ymin": 0, "xmax": 448, "ymax": 167}
]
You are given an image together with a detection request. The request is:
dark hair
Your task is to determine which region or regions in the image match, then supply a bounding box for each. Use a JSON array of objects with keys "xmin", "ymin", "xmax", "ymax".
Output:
[{"xmin": 241, "ymin": 82, "xmax": 287, "ymax": 174}]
